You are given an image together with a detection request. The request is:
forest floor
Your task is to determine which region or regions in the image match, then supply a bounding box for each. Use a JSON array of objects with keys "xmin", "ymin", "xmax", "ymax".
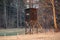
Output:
[
  {"xmin": 0, "ymin": 32, "xmax": 60, "ymax": 40},
  {"xmin": 0, "ymin": 28, "xmax": 60, "ymax": 40}
]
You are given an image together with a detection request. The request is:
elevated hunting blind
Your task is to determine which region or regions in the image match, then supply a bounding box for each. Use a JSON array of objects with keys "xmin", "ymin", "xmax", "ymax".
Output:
[{"xmin": 25, "ymin": 8, "xmax": 38, "ymax": 34}]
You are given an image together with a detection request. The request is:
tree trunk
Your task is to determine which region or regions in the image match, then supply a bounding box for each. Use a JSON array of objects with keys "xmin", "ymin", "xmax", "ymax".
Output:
[
  {"xmin": 17, "ymin": 0, "xmax": 19, "ymax": 28},
  {"xmin": 3, "ymin": 0, "xmax": 7, "ymax": 28},
  {"xmin": 51, "ymin": 0, "xmax": 58, "ymax": 30}
]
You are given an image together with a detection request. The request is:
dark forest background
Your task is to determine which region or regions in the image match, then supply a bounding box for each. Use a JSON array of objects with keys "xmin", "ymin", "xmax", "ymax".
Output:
[{"xmin": 0, "ymin": 0, "xmax": 60, "ymax": 29}]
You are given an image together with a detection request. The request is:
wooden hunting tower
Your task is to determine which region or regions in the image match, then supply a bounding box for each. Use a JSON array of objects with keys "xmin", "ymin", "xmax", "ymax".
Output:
[{"xmin": 25, "ymin": 8, "xmax": 38, "ymax": 34}]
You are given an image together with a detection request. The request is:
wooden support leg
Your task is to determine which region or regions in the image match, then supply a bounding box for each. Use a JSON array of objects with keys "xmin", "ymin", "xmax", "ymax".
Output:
[
  {"xmin": 36, "ymin": 23, "xmax": 38, "ymax": 33},
  {"xmin": 36, "ymin": 27, "xmax": 38, "ymax": 33},
  {"xmin": 29, "ymin": 26, "xmax": 31, "ymax": 34},
  {"xmin": 25, "ymin": 27, "xmax": 27, "ymax": 34}
]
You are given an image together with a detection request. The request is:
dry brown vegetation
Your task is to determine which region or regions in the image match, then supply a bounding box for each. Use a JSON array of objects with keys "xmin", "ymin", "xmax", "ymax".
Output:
[{"xmin": 0, "ymin": 32, "xmax": 60, "ymax": 40}]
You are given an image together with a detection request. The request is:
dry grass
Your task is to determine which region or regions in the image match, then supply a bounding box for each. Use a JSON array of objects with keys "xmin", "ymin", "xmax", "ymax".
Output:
[{"xmin": 0, "ymin": 32, "xmax": 60, "ymax": 40}]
